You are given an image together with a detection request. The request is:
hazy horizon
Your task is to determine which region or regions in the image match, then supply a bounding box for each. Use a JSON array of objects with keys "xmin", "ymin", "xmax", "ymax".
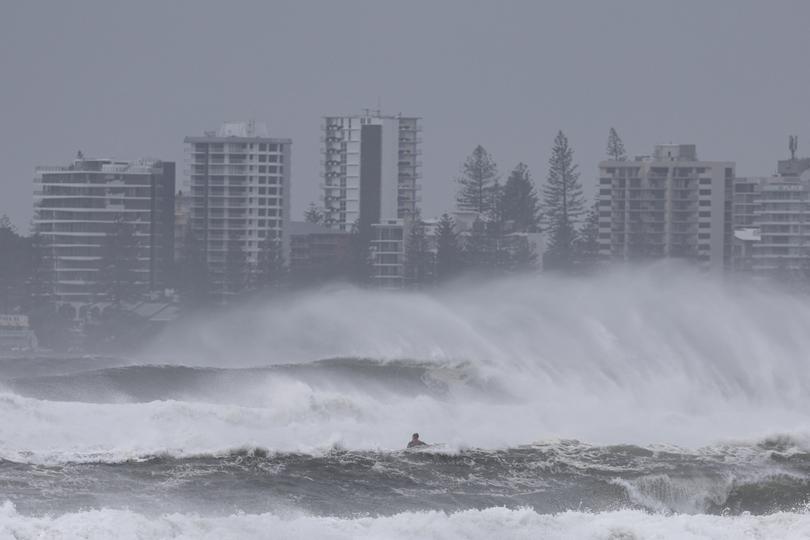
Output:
[{"xmin": 2, "ymin": 0, "xmax": 809, "ymax": 230}]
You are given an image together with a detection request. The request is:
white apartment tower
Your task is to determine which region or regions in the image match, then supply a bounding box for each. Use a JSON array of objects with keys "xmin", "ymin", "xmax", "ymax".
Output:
[
  {"xmin": 321, "ymin": 112, "xmax": 421, "ymax": 235},
  {"xmin": 185, "ymin": 121, "xmax": 291, "ymax": 298},
  {"xmin": 597, "ymin": 144, "xmax": 734, "ymax": 270},
  {"xmin": 33, "ymin": 156, "xmax": 175, "ymax": 305},
  {"xmin": 748, "ymin": 157, "xmax": 810, "ymax": 275}
]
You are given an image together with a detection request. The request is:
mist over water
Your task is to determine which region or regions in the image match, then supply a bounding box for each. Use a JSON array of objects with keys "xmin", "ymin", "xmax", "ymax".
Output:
[
  {"xmin": 4, "ymin": 264, "xmax": 810, "ymax": 537},
  {"xmin": 130, "ymin": 263, "xmax": 810, "ymax": 452}
]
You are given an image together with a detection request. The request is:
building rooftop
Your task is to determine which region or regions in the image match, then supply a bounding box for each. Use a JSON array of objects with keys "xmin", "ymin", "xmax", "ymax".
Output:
[
  {"xmin": 36, "ymin": 157, "xmax": 165, "ymax": 174},
  {"xmin": 185, "ymin": 121, "xmax": 291, "ymax": 143}
]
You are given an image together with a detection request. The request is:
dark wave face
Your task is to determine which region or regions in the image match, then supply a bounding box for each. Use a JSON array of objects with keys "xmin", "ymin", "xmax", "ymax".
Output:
[
  {"xmin": 4, "ymin": 441, "xmax": 810, "ymax": 518},
  {"xmin": 1, "ymin": 358, "xmax": 469, "ymax": 404}
]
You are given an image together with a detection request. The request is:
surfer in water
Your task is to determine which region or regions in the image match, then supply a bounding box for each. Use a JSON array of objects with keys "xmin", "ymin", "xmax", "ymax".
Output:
[{"xmin": 407, "ymin": 433, "xmax": 428, "ymax": 448}]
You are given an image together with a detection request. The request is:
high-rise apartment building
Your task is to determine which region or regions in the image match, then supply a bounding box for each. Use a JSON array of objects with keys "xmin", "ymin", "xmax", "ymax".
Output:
[
  {"xmin": 184, "ymin": 121, "xmax": 291, "ymax": 298},
  {"xmin": 33, "ymin": 156, "xmax": 175, "ymax": 305},
  {"xmin": 321, "ymin": 112, "xmax": 421, "ymax": 235},
  {"xmin": 747, "ymin": 158, "xmax": 810, "ymax": 274},
  {"xmin": 597, "ymin": 144, "xmax": 734, "ymax": 270}
]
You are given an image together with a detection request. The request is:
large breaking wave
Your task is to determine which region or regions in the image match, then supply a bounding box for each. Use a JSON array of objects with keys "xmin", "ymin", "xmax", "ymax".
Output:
[{"xmin": 3, "ymin": 265, "xmax": 810, "ymax": 525}]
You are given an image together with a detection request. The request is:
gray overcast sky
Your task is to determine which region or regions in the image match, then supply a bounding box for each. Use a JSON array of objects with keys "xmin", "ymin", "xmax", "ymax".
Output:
[{"xmin": 1, "ymin": 0, "xmax": 808, "ymax": 230}]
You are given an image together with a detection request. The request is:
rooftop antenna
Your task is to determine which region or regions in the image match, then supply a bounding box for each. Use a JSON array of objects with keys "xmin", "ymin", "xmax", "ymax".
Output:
[
  {"xmin": 789, "ymin": 135, "xmax": 798, "ymax": 160},
  {"xmin": 376, "ymin": 96, "xmax": 382, "ymax": 117}
]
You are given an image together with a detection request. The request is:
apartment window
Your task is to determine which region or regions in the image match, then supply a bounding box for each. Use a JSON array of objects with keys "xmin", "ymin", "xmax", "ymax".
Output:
[
  {"xmin": 699, "ymin": 200, "xmax": 711, "ymax": 207},
  {"xmin": 699, "ymin": 211, "xmax": 711, "ymax": 218},
  {"xmin": 259, "ymin": 155, "xmax": 267, "ymax": 163},
  {"xmin": 259, "ymin": 143, "xmax": 267, "ymax": 152},
  {"xmin": 699, "ymin": 189, "xmax": 711, "ymax": 196},
  {"xmin": 699, "ymin": 222, "xmax": 711, "ymax": 229},
  {"xmin": 699, "ymin": 178, "xmax": 712, "ymax": 185},
  {"xmin": 259, "ymin": 220, "xmax": 266, "ymax": 227},
  {"xmin": 600, "ymin": 188, "xmax": 611, "ymax": 195},
  {"xmin": 600, "ymin": 178, "xmax": 612, "ymax": 185},
  {"xmin": 259, "ymin": 188, "xmax": 266, "ymax": 195},
  {"xmin": 698, "ymin": 233, "xmax": 710, "ymax": 239}
]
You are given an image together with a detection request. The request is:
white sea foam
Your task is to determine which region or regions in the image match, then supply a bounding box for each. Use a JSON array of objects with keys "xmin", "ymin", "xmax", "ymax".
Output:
[
  {"xmin": 4, "ymin": 266, "xmax": 810, "ymax": 462},
  {"xmin": 1, "ymin": 502, "xmax": 809, "ymax": 540}
]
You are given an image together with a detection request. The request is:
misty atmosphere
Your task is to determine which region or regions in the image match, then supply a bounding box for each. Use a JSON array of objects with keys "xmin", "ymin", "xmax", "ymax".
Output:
[{"xmin": 2, "ymin": 1, "xmax": 810, "ymax": 538}]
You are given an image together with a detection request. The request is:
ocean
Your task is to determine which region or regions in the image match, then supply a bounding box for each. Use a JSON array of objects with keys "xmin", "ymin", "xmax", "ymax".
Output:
[{"xmin": 2, "ymin": 268, "xmax": 810, "ymax": 539}]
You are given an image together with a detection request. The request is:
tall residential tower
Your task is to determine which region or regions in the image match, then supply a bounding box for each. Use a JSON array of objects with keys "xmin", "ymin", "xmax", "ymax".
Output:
[
  {"xmin": 321, "ymin": 112, "xmax": 421, "ymax": 235},
  {"xmin": 184, "ymin": 121, "xmax": 291, "ymax": 298}
]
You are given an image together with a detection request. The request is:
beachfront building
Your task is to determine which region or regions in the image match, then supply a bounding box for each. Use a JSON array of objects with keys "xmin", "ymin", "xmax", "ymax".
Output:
[
  {"xmin": 33, "ymin": 155, "xmax": 175, "ymax": 305},
  {"xmin": 597, "ymin": 144, "xmax": 734, "ymax": 271},
  {"xmin": 320, "ymin": 111, "xmax": 421, "ymax": 234},
  {"xmin": 184, "ymin": 121, "xmax": 291, "ymax": 299}
]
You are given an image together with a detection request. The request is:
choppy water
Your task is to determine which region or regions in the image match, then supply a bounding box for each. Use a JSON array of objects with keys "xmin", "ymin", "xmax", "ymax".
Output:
[{"xmin": 3, "ymin": 268, "xmax": 810, "ymax": 538}]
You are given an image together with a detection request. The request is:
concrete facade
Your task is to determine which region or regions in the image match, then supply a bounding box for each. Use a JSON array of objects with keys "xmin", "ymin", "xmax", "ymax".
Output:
[
  {"xmin": 33, "ymin": 156, "xmax": 175, "ymax": 304},
  {"xmin": 321, "ymin": 112, "xmax": 421, "ymax": 234},
  {"xmin": 597, "ymin": 144, "xmax": 734, "ymax": 271},
  {"xmin": 184, "ymin": 121, "xmax": 291, "ymax": 298}
]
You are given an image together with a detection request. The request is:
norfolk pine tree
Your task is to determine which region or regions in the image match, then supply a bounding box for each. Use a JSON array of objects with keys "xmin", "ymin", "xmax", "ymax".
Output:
[
  {"xmin": 256, "ymin": 233, "xmax": 286, "ymax": 290},
  {"xmin": 577, "ymin": 200, "xmax": 602, "ymax": 271},
  {"xmin": 501, "ymin": 163, "xmax": 541, "ymax": 232},
  {"xmin": 404, "ymin": 217, "xmax": 432, "ymax": 287},
  {"xmin": 456, "ymin": 146, "xmax": 498, "ymax": 215},
  {"xmin": 435, "ymin": 214, "xmax": 463, "ymax": 282},
  {"xmin": 542, "ymin": 131, "xmax": 585, "ymax": 271},
  {"xmin": 606, "ymin": 127, "xmax": 627, "ymax": 161},
  {"xmin": 97, "ymin": 216, "xmax": 140, "ymax": 305}
]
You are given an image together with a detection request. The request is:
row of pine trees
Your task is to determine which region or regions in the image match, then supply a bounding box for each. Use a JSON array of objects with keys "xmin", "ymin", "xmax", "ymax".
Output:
[{"xmin": 404, "ymin": 128, "xmax": 629, "ymax": 283}]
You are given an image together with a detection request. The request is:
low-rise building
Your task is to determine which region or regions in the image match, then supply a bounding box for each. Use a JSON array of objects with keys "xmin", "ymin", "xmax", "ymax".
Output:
[
  {"xmin": 289, "ymin": 221, "xmax": 351, "ymax": 285},
  {"xmin": 33, "ymin": 155, "xmax": 175, "ymax": 306}
]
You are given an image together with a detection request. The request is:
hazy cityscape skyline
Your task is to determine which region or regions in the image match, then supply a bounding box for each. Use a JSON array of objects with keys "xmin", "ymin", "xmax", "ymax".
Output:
[{"xmin": 2, "ymin": 1, "xmax": 810, "ymax": 230}]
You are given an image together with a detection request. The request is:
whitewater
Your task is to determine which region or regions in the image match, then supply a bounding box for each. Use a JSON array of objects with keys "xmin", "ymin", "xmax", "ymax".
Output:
[{"xmin": 3, "ymin": 265, "xmax": 810, "ymax": 538}]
